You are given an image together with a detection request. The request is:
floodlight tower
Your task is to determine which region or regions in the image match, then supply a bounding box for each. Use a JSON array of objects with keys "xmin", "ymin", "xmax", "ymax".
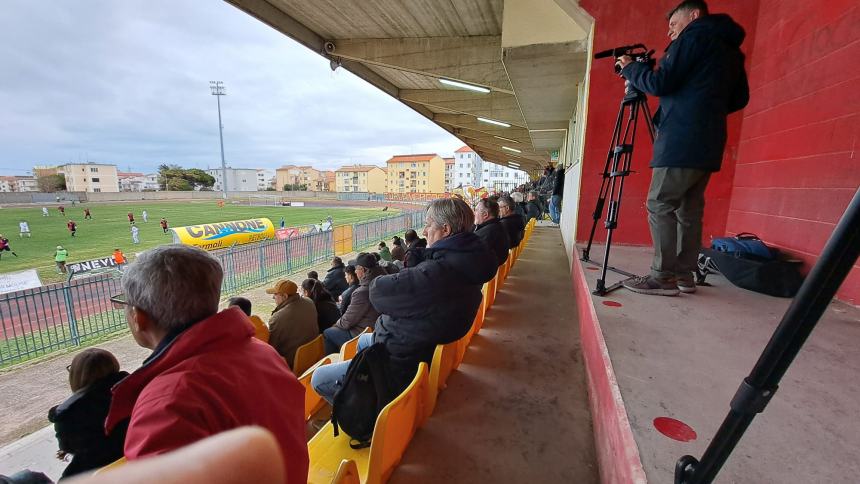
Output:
[{"xmin": 209, "ymin": 81, "xmax": 228, "ymax": 199}]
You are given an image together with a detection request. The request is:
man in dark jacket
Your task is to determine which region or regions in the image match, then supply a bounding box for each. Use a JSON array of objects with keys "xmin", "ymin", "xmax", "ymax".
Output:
[
  {"xmin": 323, "ymin": 253, "xmax": 386, "ymax": 354},
  {"xmin": 312, "ymin": 198, "xmax": 498, "ymax": 401},
  {"xmin": 474, "ymin": 198, "xmax": 511, "ymax": 267},
  {"xmin": 550, "ymin": 166, "xmax": 565, "ymax": 224},
  {"xmin": 498, "ymin": 195, "xmax": 525, "ymax": 248},
  {"xmin": 403, "ymin": 228, "xmax": 428, "ymax": 268},
  {"xmin": 322, "ymin": 256, "xmax": 349, "ymax": 298},
  {"xmin": 617, "ymin": 0, "xmax": 749, "ymax": 296},
  {"xmin": 525, "ymin": 191, "xmax": 542, "ymax": 222}
]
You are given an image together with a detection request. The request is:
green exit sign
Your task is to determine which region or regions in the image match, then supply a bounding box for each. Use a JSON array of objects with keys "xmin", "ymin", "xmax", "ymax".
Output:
[{"xmin": 551, "ymin": 150, "xmax": 559, "ymax": 161}]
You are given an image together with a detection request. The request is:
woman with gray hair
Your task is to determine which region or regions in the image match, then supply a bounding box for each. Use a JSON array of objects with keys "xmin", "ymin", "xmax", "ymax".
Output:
[
  {"xmin": 312, "ymin": 197, "xmax": 498, "ymax": 403},
  {"xmin": 105, "ymin": 245, "xmax": 309, "ymax": 483}
]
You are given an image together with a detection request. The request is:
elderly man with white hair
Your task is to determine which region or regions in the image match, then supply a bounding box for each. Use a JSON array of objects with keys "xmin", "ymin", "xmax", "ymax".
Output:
[
  {"xmin": 104, "ymin": 245, "xmax": 308, "ymax": 484},
  {"xmin": 312, "ymin": 197, "xmax": 498, "ymax": 403}
]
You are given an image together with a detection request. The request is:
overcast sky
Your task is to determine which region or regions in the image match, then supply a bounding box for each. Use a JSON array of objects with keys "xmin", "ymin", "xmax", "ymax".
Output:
[{"xmin": 0, "ymin": 1, "xmax": 465, "ymax": 176}]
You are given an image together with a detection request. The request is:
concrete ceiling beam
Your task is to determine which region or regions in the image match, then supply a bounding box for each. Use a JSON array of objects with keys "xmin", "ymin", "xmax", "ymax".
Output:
[
  {"xmin": 400, "ymin": 89, "xmax": 526, "ymax": 128},
  {"xmin": 323, "ymin": 36, "xmax": 513, "ymax": 94}
]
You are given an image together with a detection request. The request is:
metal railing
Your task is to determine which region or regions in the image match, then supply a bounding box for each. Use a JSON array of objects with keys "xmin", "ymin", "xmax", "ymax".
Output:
[{"xmin": 0, "ymin": 210, "xmax": 424, "ymax": 366}]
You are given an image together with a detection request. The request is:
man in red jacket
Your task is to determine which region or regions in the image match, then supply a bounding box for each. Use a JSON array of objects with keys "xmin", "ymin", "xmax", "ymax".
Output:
[{"xmin": 105, "ymin": 245, "xmax": 308, "ymax": 483}]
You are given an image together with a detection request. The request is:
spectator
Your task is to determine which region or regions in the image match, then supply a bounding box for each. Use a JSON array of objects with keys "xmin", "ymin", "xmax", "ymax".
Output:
[
  {"xmin": 312, "ymin": 198, "xmax": 497, "ymax": 402},
  {"xmin": 266, "ymin": 279, "xmax": 318, "ymax": 366},
  {"xmin": 55, "ymin": 246, "xmax": 69, "ymax": 274},
  {"xmin": 104, "ymin": 246, "xmax": 308, "ymax": 483},
  {"xmin": 373, "ymin": 252, "xmax": 399, "ymax": 274},
  {"xmin": 307, "ymin": 270, "xmax": 319, "ymax": 281},
  {"xmin": 322, "ymin": 253, "xmax": 386, "ymax": 354},
  {"xmin": 511, "ymin": 191, "xmax": 527, "ymax": 219},
  {"xmin": 377, "ymin": 241, "xmax": 392, "ymax": 261},
  {"xmin": 473, "ymin": 198, "xmax": 511, "ymax": 266},
  {"xmin": 48, "ymin": 348, "xmax": 128, "ymax": 479},
  {"xmin": 550, "ymin": 166, "xmax": 565, "ymax": 224},
  {"xmin": 0, "ymin": 235, "xmax": 17, "ymax": 260},
  {"xmin": 19, "ymin": 221, "xmax": 31, "ymax": 238},
  {"xmin": 525, "ymin": 191, "xmax": 542, "ymax": 222},
  {"xmin": 301, "ymin": 279, "xmax": 340, "ymax": 333},
  {"xmin": 403, "ymin": 229, "xmax": 428, "ymax": 268},
  {"xmin": 338, "ymin": 265, "xmax": 359, "ymax": 314},
  {"xmin": 390, "ymin": 236, "xmax": 405, "ymax": 261},
  {"xmin": 322, "ymin": 256, "xmax": 348, "ymax": 298},
  {"xmin": 498, "ymin": 195, "xmax": 525, "ymax": 248},
  {"xmin": 227, "ymin": 296, "xmax": 269, "ymax": 343}
]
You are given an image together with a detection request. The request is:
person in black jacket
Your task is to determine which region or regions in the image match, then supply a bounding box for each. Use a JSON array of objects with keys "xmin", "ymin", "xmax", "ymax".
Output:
[
  {"xmin": 48, "ymin": 348, "xmax": 128, "ymax": 479},
  {"xmin": 550, "ymin": 166, "xmax": 565, "ymax": 224},
  {"xmin": 300, "ymin": 278, "xmax": 340, "ymax": 333},
  {"xmin": 337, "ymin": 264, "xmax": 359, "ymax": 314},
  {"xmin": 617, "ymin": 0, "xmax": 749, "ymax": 296},
  {"xmin": 323, "ymin": 253, "xmax": 387, "ymax": 354},
  {"xmin": 498, "ymin": 195, "xmax": 525, "ymax": 248},
  {"xmin": 402, "ymin": 229, "xmax": 428, "ymax": 268},
  {"xmin": 312, "ymin": 198, "xmax": 498, "ymax": 401},
  {"xmin": 524, "ymin": 191, "xmax": 542, "ymax": 222},
  {"xmin": 473, "ymin": 198, "xmax": 511, "ymax": 267},
  {"xmin": 321, "ymin": 257, "xmax": 348, "ymax": 299}
]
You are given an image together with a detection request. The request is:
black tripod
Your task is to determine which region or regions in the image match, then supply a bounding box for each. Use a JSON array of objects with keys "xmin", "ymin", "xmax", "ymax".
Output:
[
  {"xmin": 674, "ymin": 188, "xmax": 860, "ymax": 484},
  {"xmin": 581, "ymin": 81, "xmax": 655, "ymax": 296}
]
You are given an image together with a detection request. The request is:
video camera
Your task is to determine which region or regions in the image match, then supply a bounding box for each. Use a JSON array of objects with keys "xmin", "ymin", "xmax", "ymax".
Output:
[{"xmin": 593, "ymin": 44, "xmax": 656, "ymax": 74}]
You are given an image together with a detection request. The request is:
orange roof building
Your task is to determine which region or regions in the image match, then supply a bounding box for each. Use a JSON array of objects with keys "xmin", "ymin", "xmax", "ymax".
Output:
[
  {"xmin": 385, "ymin": 153, "xmax": 445, "ymax": 194},
  {"xmin": 335, "ymin": 164, "xmax": 386, "ymax": 193}
]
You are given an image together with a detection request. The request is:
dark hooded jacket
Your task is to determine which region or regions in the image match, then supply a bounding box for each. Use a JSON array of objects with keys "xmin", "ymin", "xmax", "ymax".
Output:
[
  {"xmin": 525, "ymin": 200, "xmax": 542, "ymax": 222},
  {"xmin": 621, "ymin": 14, "xmax": 749, "ymax": 172},
  {"xmin": 334, "ymin": 265, "xmax": 386, "ymax": 335},
  {"xmin": 322, "ymin": 263, "xmax": 349, "ymax": 298},
  {"xmin": 500, "ymin": 213, "xmax": 525, "ymax": 248},
  {"xmin": 48, "ymin": 371, "xmax": 129, "ymax": 479},
  {"xmin": 474, "ymin": 218, "xmax": 511, "ymax": 267},
  {"xmin": 403, "ymin": 238, "xmax": 428, "ymax": 268},
  {"xmin": 369, "ymin": 231, "xmax": 497, "ymax": 392}
]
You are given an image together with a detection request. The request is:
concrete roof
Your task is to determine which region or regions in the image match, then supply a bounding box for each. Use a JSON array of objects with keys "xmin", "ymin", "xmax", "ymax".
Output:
[
  {"xmin": 225, "ymin": 0, "xmax": 593, "ymax": 173},
  {"xmin": 335, "ymin": 164, "xmax": 383, "ymax": 172},
  {"xmin": 387, "ymin": 154, "xmax": 439, "ymax": 163}
]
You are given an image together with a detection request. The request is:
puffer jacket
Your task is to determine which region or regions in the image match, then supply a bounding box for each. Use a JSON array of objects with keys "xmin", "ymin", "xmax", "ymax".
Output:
[
  {"xmin": 474, "ymin": 218, "xmax": 511, "ymax": 266},
  {"xmin": 334, "ymin": 266, "xmax": 387, "ymax": 335},
  {"xmin": 369, "ymin": 231, "xmax": 497, "ymax": 393},
  {"xmin": 500, "ymin": 214, "xmax": 525, "ymax": 248},
  {"xmin": 322, "ymin": 264, "xmax": 349, "ymax": 298}
]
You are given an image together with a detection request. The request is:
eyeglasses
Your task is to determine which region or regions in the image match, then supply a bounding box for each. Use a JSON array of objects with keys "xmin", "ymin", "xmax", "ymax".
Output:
[{"xmin": 110, "ymin": 293, "xmax": 129, "ymax": 310}]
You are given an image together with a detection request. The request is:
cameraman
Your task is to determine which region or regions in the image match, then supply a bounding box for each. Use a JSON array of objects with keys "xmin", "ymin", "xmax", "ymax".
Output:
[{"xmin": 616, "ymin": 0, "xmax": 749, "ymax": 296}]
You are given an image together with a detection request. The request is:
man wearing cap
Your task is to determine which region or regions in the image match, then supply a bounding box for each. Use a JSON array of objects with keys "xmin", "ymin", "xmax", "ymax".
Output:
[
  {"xmin": 55, "ymin": 245, "xmax": 69, "ymax": 274},
  {"xmin": 322, "ymin": 253, "xmax": 387, "ymax": 354},
  {"xmin": 266, "ymin": 279, "xmax": 318, "ymax": 368}
]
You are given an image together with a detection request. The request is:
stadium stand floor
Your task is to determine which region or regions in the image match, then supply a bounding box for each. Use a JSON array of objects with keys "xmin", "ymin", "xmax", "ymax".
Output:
[
  {"xmin": 390, "ymin": 227, "xmax": 599, "ymax": 483},
  {"xmin": 578, "ymin": 244, "xmax": 860, "ymax": 483}
]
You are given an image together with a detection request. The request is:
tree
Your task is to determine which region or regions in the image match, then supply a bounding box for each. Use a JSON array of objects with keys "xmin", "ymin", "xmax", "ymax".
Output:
[
  {"xmin": 185, "ymin": 169, "xmax": 215, "ymax": 189},
  {"xmin": 283, "ymin": 183, "xmax": 308, "ymax": 191},
  {"xmin": 158, "ymin": 165, "xmax": 216, "ymax": 191},
  {"xmin": 37, "ymin": 174, "xmax": 66, "ymax": 192}
]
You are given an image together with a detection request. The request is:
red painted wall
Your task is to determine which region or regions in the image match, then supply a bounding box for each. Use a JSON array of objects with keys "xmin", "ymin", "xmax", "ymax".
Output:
[
  {"xmin": 577, "ymin": 1, "xmax": 760, "ymax": 248},
  {"xmin": 726, "ymin": 0, "xmax": 860, "ymax": 304}
]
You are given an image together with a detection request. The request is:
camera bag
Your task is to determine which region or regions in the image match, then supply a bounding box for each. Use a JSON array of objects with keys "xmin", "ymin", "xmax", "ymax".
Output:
[{"xmin": 697, "ymin": 246, "xmax": 804, "ymax": 298}]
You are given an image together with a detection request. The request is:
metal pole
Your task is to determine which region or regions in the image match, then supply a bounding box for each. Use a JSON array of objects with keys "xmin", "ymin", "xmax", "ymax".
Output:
[{"xmin": 210, "ymin": 81, "xmax": 228, "ymax": 200}]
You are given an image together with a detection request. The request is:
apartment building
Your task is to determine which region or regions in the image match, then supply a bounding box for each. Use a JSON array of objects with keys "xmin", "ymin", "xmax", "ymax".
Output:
[
  {"xmin": 36, "ymin": 163, "xmax": 120, "ymax": 193},
  {"xmin": 452, "ymin": 145, "xmax": 483, "ymax": 188},
  {"xmin": 444, "ymin": 157, "xmax": 455, "ymax": 192},
  {"xmin": 385, "ymin": 154, "xmax": 445, "ymax": 194},
  {"xmin": 335, "ymin": 165, "xmax": 386, "ymax": 193},
  {"xmin": 256, "ymin": 169, "xmax": 275, "ymax": 190},
  {"xmin": 275, "ymin": 165, "xmax": 323, "ymax": 191},
  {"xmin": 206, "ymin": 168, "xmax": 259, "ymax": 192}
]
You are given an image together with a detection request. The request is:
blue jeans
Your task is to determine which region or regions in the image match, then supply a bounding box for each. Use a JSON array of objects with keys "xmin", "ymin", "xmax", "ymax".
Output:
[
  {"xmin": 549, "ymin": 195, "xmax": 562, "ymax": 224},
  {"xmin": 311, "ymin": 333, "xmax": 374, "ymax": 404},
  {"xmin": 323, "ymin": 326, "xmax": 356, "ymax": 355}
]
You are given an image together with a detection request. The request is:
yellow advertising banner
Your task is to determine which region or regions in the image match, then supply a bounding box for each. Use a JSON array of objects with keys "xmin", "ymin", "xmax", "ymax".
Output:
[{"xmin": 171, "ymin": 218, "xmax": 275, "ymax": 251}]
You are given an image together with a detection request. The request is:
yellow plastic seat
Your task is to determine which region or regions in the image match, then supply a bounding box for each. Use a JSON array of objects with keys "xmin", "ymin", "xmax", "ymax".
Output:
[
  {"xmin": 340, "ymin": 327, "xmax": 372, "ymax": 361},
  {"xmin": 298, "ymin": 356, "xmax": 332, "ymax": 421},
  {"xmin": 486, "ymin": 271, "xmax": 497, "ymax": 309},
  {"xmin": 423, "ymin": 342, "xmax": 458, "ymax": 422},
  {"xmin": 94, "ymin": 457, "xmax": 127, "ymax": 474},
  {"xmin": 332, "ymin": 459, "xmax": 361, "ymax": 484},
  {"xmin": 307, "ymin": 363, "xmax": 429, "ymax": 484},
  {"xmin": 294, "ymin": 334, "xmax": 326, "ymax": 376}
]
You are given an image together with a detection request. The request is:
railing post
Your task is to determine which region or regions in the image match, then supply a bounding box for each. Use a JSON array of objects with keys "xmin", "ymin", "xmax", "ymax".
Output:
[
  {"xmin": 285, "ymin": 238, "xmax": 293, "ymax": 274},
  {"xmin": 258, "ymin": 243, "xmax": 267, "ymax": 283},
  {"xmin": 62, "ymin": 284, "xmax": 80, "ymax": 346}
]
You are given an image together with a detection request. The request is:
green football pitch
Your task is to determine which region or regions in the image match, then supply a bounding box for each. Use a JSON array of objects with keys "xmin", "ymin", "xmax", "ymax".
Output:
[{"xmin": 0, "ymin": 201, "xmax": 394, "ymax": 284}]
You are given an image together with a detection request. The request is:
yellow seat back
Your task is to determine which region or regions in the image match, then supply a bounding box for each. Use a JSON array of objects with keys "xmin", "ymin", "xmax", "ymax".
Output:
[
  {"xmin": 298, "ymin": 356, "xmax": 332, "ymax": 421},
  {"xmin": 366, "ymin": 362, "xmax": 428, "ymax": 484},
  {"xmin": 94, "ymin": 457, "xmax": 127, "ymax": 475},
  {"xmin": 339, "ymin": 327, "xmax": 371, "ymax": 361},
  {"xmin": 332, "ymin": 459, "xmax": 361, "ymax": 484},
  {"xmin": 293, "ymin": 334, "xmax": 325, "ymax": 376}
]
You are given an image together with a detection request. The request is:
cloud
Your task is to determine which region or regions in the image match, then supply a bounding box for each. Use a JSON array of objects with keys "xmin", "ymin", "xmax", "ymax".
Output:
[{"xmin": 0, "ymin": 0, "xmax": 464, "ymax": 175}]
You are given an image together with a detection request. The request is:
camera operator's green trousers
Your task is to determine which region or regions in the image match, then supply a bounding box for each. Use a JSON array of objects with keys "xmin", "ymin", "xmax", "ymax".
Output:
[{"xmin": 646, "ymin": 167, "xmax": 712, "ymax": 281}]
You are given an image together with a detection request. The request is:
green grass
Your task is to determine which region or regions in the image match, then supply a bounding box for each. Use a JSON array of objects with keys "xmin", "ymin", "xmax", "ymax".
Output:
[{"xmin": 0, "ymin": 200, "xmax": 395, "ymax": 284}]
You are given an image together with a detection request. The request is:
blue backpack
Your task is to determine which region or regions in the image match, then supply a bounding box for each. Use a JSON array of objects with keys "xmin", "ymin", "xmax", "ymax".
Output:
[{"xmin": 711, "ymin": 233, "xmax": 774, "ymax": 260}]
